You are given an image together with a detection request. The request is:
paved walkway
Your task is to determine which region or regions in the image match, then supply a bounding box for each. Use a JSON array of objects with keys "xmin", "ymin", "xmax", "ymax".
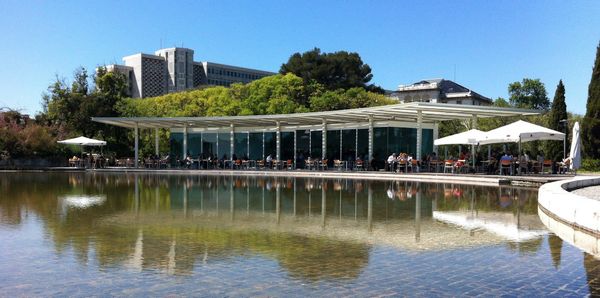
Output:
[{"xmin": 573, "ymin": 185, "xmax": 600, "ymax": 201}]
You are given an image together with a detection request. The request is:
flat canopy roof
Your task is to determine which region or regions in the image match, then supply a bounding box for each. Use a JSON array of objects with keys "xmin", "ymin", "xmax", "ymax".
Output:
[{"xmin": 92, "ymin": 102, "xmax": 541, "ymax": 129}]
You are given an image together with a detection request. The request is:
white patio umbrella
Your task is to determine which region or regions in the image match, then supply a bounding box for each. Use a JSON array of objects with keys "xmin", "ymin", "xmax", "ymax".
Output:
[
  {"xmin": 434, "ymin": 129, "xmax": 486, "ymax": 146},
  {"xmin": 477, "ymin": 120, "xmax": 565, "ymax": 145},
  {"xmin": 57, "ymin": 136, "xmax": 107, "ymax": 146},
  {"xmin": 57, "ymin": 136, "xmax": 107, "ymax": 166},
  {"xmin": 569, "ymin": 122, "xmax": 581, "ymax": 171},
  {"xmin": 435, "ymin": 129, "xmax": 486, "ymax": 168},
  {"xmin": 477, "ymin": 120, "xmax": 565, "ymax": 174}
]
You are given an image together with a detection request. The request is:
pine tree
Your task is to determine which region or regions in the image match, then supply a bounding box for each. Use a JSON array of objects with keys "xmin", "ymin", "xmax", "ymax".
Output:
[
  {"xmin": 582, "ymin": 42, "xmax": 600, "ymax": 159},
  {"xmin": 545, "ymin": 80, "xmax": 568, "ymax": 161}
]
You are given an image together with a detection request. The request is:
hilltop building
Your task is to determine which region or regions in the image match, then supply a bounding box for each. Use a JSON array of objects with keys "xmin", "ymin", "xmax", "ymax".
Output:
[
  {"xmin": 104, "ymin": 47, "xmax": 275, "ymax": 98},
  {"xmin": 390, "ymin": 79, "xmax": 493, "ymax": 106}
]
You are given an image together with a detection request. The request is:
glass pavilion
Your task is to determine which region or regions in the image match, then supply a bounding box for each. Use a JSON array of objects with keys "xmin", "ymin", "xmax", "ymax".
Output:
[{"xmin": 92, "ymin": 102, "xmax": 539, "ymax": 169}]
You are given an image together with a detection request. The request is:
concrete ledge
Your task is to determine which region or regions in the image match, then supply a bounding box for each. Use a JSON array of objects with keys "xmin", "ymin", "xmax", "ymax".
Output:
[{"xmin": 538, "ymin": 176, "xmax": 600, "ymax": 237}]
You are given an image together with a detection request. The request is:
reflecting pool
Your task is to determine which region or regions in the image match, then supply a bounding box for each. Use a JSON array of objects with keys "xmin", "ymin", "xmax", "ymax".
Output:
[{"xmin": 0, "ymin": 173, "xmax": 599, "ymax": 296}]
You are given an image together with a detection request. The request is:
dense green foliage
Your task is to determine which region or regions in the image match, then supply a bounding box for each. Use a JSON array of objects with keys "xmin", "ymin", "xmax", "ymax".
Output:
[
  {"xmin": 508, "ymin": 78, "xmax": 550, "ymax": 110},
  {"xmin": 41, "ymin": 67, "xmax": 131, "ymax": 155},
  {"xmin": 581, "ymin": 159, "xmax": 600, "ymax": 172},
  {"xmin": 119, "ymin": 73, "xmax": 394, "ymax": 118},
  {"xmin": 544, "ymin": 80, "xmax": 568, "ymax": 161},
  {"xmin": 280, "ymin": 48, "xmax": 383, "ymax": 93},
  {"xmin": 583, "ymin": 42, "xmax": 600, "ymax": 159}
]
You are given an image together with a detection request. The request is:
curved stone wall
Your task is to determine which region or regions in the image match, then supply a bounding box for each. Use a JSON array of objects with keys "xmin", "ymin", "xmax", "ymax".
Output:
[{"xmin": 538, "ymin": 177, "xmax": 600, "ymax": 236}]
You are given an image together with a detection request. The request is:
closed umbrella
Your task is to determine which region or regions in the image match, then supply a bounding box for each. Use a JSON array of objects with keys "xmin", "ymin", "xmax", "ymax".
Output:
[{"xmin": 569, "ymin": 122, "xmax": 581, "ymax": 171}]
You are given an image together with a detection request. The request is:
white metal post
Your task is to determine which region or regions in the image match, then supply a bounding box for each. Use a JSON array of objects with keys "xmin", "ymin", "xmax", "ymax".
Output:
[
  {"xmin": 276, "ymin": 121, "xmax": 281, "ymax": 164},
  {"xmin": 471, "ymin": 114, "xmax": 477, "ymax": 168},
  {"xmin": 183, "ymin": 126, "xmax": 188, "ymax": 159},
  {"xmin": 368, "ymin": 115, "xmax": 374, "ymax": 169},
  {"xmin": 416, "ymin": 111, "xmax": 423, "ymax": 167},
  {"xmin": 230, "ymin": 123, "xmax": 235, "ymax": 169},
  {"xmin": 134, "ymin": 123, "xmax": 139, "ymax": 168},
  {"xmin": 322, "ymin": 120, "xmax": 327, "ymax": 160},
  {"xmin": 433, "ymin": 121, "xmax": 439, "ymax": 154}
]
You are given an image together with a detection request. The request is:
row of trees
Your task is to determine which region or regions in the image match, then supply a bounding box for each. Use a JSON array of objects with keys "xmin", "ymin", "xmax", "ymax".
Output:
[{"xmin": 118, "ymin": 73, "xmax": 393, "ymax": 118}]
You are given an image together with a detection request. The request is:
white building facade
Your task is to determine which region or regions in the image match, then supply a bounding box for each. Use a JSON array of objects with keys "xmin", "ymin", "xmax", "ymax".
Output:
[{"xmin": 391, "ymin": 79, "xmax": 493, "ymax": 106}]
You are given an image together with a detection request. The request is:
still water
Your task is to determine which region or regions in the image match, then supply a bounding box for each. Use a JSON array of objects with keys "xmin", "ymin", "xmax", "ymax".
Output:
[{"xmin": 0, "ymin": 172, "xmax": 598, "ymax": 296}]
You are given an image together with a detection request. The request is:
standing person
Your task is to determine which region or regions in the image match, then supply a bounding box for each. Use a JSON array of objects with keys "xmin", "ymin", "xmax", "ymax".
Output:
[
  {"xmin": 519, "ymin": 151, "xmax": 530, "ymax": 174},
  {"xmin": 266, "ymin": 154, "xmax": 273, "ymax": 169},
  {"xmin": 536, "ymin": 150, "xmax": 545, "ymax": 173}
]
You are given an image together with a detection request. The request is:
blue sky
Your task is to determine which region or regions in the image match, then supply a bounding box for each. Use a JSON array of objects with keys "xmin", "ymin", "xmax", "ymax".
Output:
[{"xmin": 0, "ymin": 0, "xmax": 598, "ymax": 115}]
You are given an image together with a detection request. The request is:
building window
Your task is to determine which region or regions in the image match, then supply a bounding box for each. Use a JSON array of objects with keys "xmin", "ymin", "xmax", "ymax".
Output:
[{"xmin": 456, "ymin": 100, "xmax": 462, "ymax": 105}]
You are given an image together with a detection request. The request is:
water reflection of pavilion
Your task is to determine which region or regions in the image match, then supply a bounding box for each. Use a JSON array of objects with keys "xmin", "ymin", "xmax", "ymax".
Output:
[{"xmin": 93, "ymin": 175, "xmax": 546, "ymax": 276}]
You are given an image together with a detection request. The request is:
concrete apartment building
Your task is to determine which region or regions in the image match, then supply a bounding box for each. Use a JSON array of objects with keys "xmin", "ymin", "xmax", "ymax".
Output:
[
  {"xmin": 105, "ymin": 47, "xmax": 275, "ymax": 98},
  {"xmin": 390, "ymin": 78, "xmax": 493, "ymax": 106}
]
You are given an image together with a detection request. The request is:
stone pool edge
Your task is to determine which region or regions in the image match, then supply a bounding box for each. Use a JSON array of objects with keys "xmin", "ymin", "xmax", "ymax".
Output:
[{"xmin": 538, "ymin": 176, "xmax": 600, "ymax": 237}]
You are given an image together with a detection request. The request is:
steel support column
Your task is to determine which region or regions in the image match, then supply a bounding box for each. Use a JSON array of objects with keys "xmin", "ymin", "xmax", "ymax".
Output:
[
  {"xmin": 230, "ymin": 123, "xmax": 235, "ymax": 169},
  {"xmin": 183, "ymin": 125, "xmax": 188, "ymax": 159},
  {"xmin": 134, "ymin": 123, "xmax": 139, "ymax": 168},
  {"xmin": 368, "ymin": 115, "xmax": 374, "ymax": 170},
  {"xmin": 416, "ymin": 111, "xmax": 423, "ymax": 165},
  {"xmin": 433, "ymin": 121, "xmax": 439, "ymax": 155},
  {"xmin": 276, "ymin": 121, "xmax": 281, "ymax": 164},
  {"xmin": 471, "ymin": 114, "xmax": 477, "ymax": 168},
  {"xmin": 322, "ymin": 120, "xmax": 327, "ymax": 160},
  {"xmin": 293, "ymin": 130, "xmax": 297, "ymax": 169}
]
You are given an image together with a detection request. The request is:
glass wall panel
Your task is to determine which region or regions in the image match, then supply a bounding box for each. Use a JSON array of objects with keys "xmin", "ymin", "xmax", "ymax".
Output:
[
  {"xmin": 169, "ymin": 132, "xmax": 183, "ymax": 159},
  {"xmin": 202, "ymin": 133, "xmax": 217, "ymax": 159},
  {"xmin": 387, "ymin": 127, "xmax": 403, "ymax": 155},
  {"xmin": 264, "ymin": 132, "xmax": 276, "ymax": 159},
  {"xmin": 341, "ymin": 129, "xmax": 356, "ymax": 161},
  {"xmin": 310, "ymin": 131, "xmax": 322, "ymax": 158},
  {"xmin": 281, "ymin": 132, "xmax": 294, "ymax": 161},
  {"xmin": 295, "ymin": 130, "xmax": 310, "ymax": 167},
  {"xmin": 249, "ymin": 133, "xmax": 263, "ymax": 160},
  {"xmin": 326, "ymin": 130, "xmax": 341, "ymax": 161},
  {"xmin": 357, "ymin": 129, "xmax": 369, "ymax": 161},
  {"xmin": 234, "ymin": 132, "xmax": 248, "ymax": 160},
  {"xmin": 422, "ymin": 129, "xmax": 433, "ymax": 158},
  {"xmin": 188, "ymin": 133, "xmax": 202, "ymax": 158},
  {"xmin": 373, "ymin": 127, "xmax": 388, "ymax": 165},
  {"xmin": 217, "ymin": 133, "xmax": 230, "ymax": 160},
  {"xmin": 388, "ymin": 128, "xmax": 417, "ymax": 156}
]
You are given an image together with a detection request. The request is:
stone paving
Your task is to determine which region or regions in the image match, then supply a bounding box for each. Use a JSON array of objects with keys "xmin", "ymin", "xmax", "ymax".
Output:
[{"xmin": 573, "ymin": 185, "xmax": 600, "ymax": 201}]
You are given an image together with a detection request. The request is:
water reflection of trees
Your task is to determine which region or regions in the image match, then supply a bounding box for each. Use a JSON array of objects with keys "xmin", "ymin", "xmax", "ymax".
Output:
[{"xmin": 0, "ymin": 173, "xmax": 547, "ymax": 283}]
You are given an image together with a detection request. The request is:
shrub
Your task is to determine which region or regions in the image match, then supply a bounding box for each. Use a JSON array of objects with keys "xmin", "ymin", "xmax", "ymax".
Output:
[{"xmin": 581, "ymin": 159, "xmax": 600, "ymax": 172}]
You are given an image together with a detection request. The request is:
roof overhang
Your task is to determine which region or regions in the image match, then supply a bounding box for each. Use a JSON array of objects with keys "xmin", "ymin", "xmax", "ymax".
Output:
[{"xmin": 92, "ymin": 102, "xmax": 541, "ymax": 130}]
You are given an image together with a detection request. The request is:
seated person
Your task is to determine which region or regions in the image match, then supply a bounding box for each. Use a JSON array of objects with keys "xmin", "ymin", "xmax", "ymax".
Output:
[
  {"xmin": 558, "ymin": 156, "xmax": 572, "ymax": 174},
  {"xmin": 387, "ymin": 153, "xmax": 397, "ymax": 171},
  {"xmin": 184, "ymin": 155, "xmax": 193, "ymax": 168},
  {"xmin": 430, "ymin": 152, "xmax": 438, "ymax": 161}
]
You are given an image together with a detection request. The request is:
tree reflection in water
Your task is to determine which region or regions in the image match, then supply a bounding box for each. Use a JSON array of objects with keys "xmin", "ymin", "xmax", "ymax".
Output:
[{"xmin": 0, "ymin": 172, "xmax": 598, "ymax": 293}]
